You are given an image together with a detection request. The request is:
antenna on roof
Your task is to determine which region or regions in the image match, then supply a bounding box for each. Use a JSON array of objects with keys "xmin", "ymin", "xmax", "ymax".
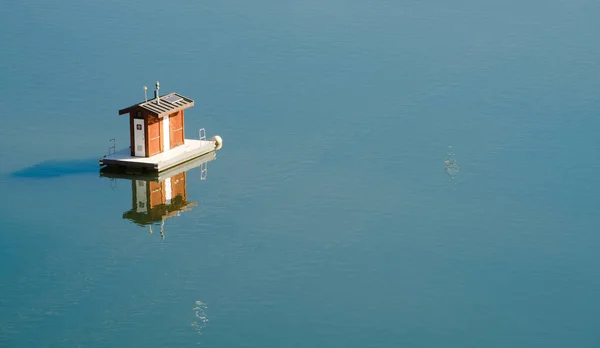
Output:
[
  {"xmin": 143, "ymin": 86, "xmax": 148, "ymax": 102},
  {"xmin": 155, "ymin": 81, "xmax": 160, "ymax": 104}
]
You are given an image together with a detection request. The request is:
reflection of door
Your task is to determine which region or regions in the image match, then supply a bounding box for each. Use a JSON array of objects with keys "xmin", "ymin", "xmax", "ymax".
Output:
[
  {"xmin": 134, "ymin": 119, "xmax": 145, "ymax": 157},
  {"xmin": 135, "ymin": 180, "xmax": 147, "ymax": 213}
]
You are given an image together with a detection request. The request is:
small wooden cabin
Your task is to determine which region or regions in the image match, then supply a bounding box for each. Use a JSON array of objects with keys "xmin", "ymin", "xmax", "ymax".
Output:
[{"xmin": 118, "ymin": 82, "xmax": 194, "ymax": 157}]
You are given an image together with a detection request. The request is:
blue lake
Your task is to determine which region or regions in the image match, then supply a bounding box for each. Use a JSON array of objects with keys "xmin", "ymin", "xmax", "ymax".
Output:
[{"xmin": 1, "ymin": 1, "xmax": 600, "ymax": 346}]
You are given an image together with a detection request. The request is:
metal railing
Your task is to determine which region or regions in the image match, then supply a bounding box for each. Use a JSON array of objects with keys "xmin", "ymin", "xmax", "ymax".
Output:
[
  {"xmin": 198, "ymin": 128, "xmax": 206, "ymax": 140},
  {"xmin": 108, "ymin": 138, "xmax": 116, "ymax": 156},
  {"xmin": 200, "ymin": 162, "xmax": 207, "ymax": 180}
]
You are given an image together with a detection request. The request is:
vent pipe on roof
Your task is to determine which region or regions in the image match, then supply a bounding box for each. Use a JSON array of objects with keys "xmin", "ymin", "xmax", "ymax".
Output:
[
  {"xmin": 144, "ymin": 86, "xmax": 148, "ymax": 102},
  {"xmin": 155, "ymin": 81, "xmax": 160, "ymax": 104}
]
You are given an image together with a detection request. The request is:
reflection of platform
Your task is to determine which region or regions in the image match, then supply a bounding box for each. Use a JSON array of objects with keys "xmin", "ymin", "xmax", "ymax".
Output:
[{"xmin": 99, "ymin": 139, "xmax": 216, "ymax": 172}]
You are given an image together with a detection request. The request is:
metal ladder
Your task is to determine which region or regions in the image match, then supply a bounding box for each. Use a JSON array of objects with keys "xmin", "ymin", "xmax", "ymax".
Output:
[{"xmin": 198, "ymin": 128, "xmax": 206, "ymax": 141}]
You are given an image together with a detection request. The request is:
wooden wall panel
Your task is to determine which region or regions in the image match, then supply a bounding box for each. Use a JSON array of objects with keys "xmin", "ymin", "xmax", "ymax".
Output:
[
  {"xmin": 181, "ymin": 110, "xmax": 185, "ymax": 144},
  {"xmin": 144, "ymin": 114, "xmax": 149, "ymax": 157},
  {"xmin": 129, "ymin": 113, "xmax": 135, "ymax": 156}
]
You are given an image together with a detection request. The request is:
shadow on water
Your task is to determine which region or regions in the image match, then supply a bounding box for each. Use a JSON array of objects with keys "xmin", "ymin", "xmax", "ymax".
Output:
[
  {"xmin": 7, "ymin": 152, "xmax": 218, "ymax": 240},
  {"xmin": 10, "ymin": 158, "xmax": 100, "ymax": 179}
]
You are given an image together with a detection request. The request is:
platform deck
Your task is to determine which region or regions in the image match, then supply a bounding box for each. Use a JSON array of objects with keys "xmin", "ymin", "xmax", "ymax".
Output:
[
  {"xmin": 100, "ymin": 151, "xmax": 216, "ymax": 181},
  {"xmin": 100, "ymin": 139, "xmax": 216, "ymax": 172}
]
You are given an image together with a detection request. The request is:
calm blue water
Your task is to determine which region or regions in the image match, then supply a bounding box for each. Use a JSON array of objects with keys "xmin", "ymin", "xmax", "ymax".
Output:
[{"xmin": 1, "ymin": 1, "xmax": 600, "ymax": 346}]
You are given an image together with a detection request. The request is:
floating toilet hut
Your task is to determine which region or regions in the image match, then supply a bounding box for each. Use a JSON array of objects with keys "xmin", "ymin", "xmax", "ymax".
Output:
[{"xmin": 99, "ymin": 81, "xmax": 222, "ymax": 173}]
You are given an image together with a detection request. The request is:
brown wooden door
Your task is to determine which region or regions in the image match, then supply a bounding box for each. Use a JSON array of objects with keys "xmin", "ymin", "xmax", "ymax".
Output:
[
  {"xmin": 170, "ymin": 112, "xmax": 184, "ymax": 148},
  {"xmin": 147, "ymin": 116, "xmax": 161, "ymax": 156}
]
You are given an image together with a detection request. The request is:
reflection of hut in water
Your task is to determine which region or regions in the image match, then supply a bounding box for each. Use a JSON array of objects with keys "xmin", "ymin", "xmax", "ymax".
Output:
[
  {"xmin": 123, "ymin": 170, "xmax": 194, "ymax": 227},
  {"xmin": 100, "ymin": 151, "xmax": 216, "ymax": 238}
]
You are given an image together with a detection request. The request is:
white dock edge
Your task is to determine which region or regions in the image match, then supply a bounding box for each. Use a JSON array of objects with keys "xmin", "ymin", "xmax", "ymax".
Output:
[{"xmin": 99, "ymin": 139, "xmax": 217, "ymax": 172}]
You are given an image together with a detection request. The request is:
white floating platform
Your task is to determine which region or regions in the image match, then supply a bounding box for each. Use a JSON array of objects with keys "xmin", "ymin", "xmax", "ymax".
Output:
[
  {"xmin": 100, "ymin": 139, "xmax": 217, "ymax": 172},
  {"xmin": 100, "ymin": 151, "xmax": 217, "ymax": 181}
]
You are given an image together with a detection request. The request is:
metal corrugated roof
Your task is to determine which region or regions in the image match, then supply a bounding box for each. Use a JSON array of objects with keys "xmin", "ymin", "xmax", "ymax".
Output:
[{"xmin": 119, "ymin": 93, "xmax": 194, "ymax": 117}]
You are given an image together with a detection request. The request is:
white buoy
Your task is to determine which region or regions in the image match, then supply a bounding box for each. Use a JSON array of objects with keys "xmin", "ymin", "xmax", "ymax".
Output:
[{"xmin": 210, "ymin": 135, "xmax": 223, "ymax": 150}]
